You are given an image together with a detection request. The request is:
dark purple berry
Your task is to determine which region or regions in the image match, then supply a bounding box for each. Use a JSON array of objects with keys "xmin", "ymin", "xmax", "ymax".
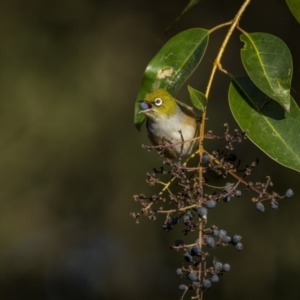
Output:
[
  {"xmin": 179, "ymin": 284, "xmax": 188, "ymax": 291},
  {"xmin": 224, "ymin": 183, "xmax": 233, "ymax": 193},
  {"xmin": 285, "ymin": 189, "xmax": 294, "ymax": 198},
  {"xmin": 202, "ymin": 279, "xmax": 211, "ymax": 290},
  {"xmin": 222, "ymin": 235, "xmax": 232, "ymax": 243},
  {"xmin": 211, "ymin": 274, "xmax": 219, "ymax": 283},
  {"xmin": 206, "ymin": 200, "xmax": 217, "ymax": 209},
  {"xmin": 173, "ymin": 239, "xmax": 184, "ymax": 246},
  {"xmin": 223, "ymin": 196, "xmax": 231, "ymax": 202},
  {"xmin": 198, "ymin": 207, "xmax": 208, "ymax": 218},
  {"xmin": 187, "ymin": 272, "xmax": 198, "ymax": 281},
  {"xmin": 183, "ymin": 211, "xmax": 193, "ymax": 224},
  {"xmin": 183, "ymin": 215, "xmax": 190, "ymax": 224},
  {"xmin": 163, "ymin": 223, "xmax": 172, "ymax": 231},
  {"xmin": 186, "ymin": 210, "xmax": 194, "ymax": 218},
  {"xmin": 256, "ymin": 202, "xmax": 265, "ymax": 212},
  {"xmin": 218, "ymin": 230, "xmax": 227, "ymax": 237},
  {"xmin": 222, "ymin": 263, "xmax": 231, "ymax": 272},
  {"xmin": 171, "ymin": 216, "xmax": 179, "ymax": 224},
  {"xmin": 235, "ymin": 190, "xmax": 242, "ymax": 197},
  {"xmin": 214, "ymin": 262, "xmax": 222, "ymax": 271},
  {"xmin": 192, "ymin": 244, "xmax": 202, "ymax": 255},
  {"xmin": 235, "ymin": 242, "xmax": 243, "ymax": 251},
  {"xmin": 202, "ymin": 154, "xmax": 210, "ymax": 163},
  {"xmin": 139, "ymin": 102, "xmax": 149, "ymax": 110},
  {"xmin": 183, "ymin": 210, "xmax": 194, "ymax": 224},
  {"xmin": 184, "ymin": 251, "xmax": 193, "ymax": 262},
  {"xmin": 271, "ymin": 202, "xmax": 279, "ymax": 210},
  {"xmin": 232, "ymin": 235, "xmax": 242, "ymax": 244},
  {"xmin": 205, "ymin": 237, "xmax": 215, "ymax": 248},
  {"xmin": 192, "ymin": 281, "xmax": 200, "ymax": 289},
  {"xmin": 176, "ymin": 268, "xmax": 184, "ymax": 276},
  {"xmin": 211, "ymin": 229, "xmax": 219, "ymax": 237},
  {"xmin": 188, "ymin": 246, "xmax": 196, "ymax": 256}
]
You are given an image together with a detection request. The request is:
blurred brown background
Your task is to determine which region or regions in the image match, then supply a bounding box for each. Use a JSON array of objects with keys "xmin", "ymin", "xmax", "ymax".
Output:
[{"xmin": 0, "ymin": 0, "xmax": 299, "ymax": 299}]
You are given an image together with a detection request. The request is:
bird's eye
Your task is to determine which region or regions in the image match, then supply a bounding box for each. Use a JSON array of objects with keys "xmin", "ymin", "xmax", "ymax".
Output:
[{"xmin": 154, "ymin": 98, "xmax": 163, "ymax": 106}]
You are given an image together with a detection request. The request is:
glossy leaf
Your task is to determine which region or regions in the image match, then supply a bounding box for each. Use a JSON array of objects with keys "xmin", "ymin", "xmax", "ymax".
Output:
[
  {"xmin": 134, "ymin": 28, "xmax": 209, "ymax": 130},
  {"xmin": 240, "ymin": 32, "xmax": 293, "ymax": 112},
  {"xmin": 229, "ymin": 77, "xmax": 300, "ymax": 172},
  {"xmin": 187, "ymin": 85, "xmax": 206, "ymax": 111},
  {"xmin": 286, "ymin": 0, "xmax": 300, "ymax": 23}
]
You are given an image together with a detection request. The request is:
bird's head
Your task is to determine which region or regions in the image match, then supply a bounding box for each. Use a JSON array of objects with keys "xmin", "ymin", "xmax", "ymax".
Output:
[{"xmin": 139, "ymin": 89, "xmax": 178, "ymax": 119}]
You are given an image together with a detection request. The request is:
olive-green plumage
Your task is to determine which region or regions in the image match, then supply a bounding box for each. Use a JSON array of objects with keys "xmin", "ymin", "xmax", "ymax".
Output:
[{"xmin": 139, "ymin": 89, "xmax": 198, "ymax": 158}]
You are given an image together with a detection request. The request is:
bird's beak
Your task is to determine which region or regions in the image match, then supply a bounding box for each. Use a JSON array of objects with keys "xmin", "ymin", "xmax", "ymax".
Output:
[{"xmin": 138, "ymin": 100, "xmax": 153, "ymax": 114}]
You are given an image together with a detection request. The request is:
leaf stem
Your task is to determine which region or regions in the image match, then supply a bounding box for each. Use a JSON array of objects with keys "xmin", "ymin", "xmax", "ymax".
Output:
[{"xmin": 209, "ymin": 21, "xmax": 232, "ymax": 34}]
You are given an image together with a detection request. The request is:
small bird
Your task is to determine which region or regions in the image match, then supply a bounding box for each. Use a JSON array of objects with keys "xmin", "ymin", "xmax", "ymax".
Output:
[{"xmin": 139, "ymin": 89, "xmax": 198, "ymax": 158}]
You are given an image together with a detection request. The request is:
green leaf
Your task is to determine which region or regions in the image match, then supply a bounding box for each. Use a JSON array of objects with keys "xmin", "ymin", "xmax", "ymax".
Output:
[
  {"xmin": 286, "ymin": 0, "xmax": 300, "ymax": 24},
  {"xmin": 229, "ymin": 77, "xmax": 300, "ymax": 172},
  {"xmin": 163, "ymin": 0, "xmax": 202, "ymax": 36},
  {"xmin": 187, "ymin": 85, "xmax": 206, "ymax": 111},
  {"xmin": 240, "ymin": 32, "xmax": 293, "ymax": 112},
  {"xmin": 134, "ymin": 28, "xmax": 209, "ymax": 130}
]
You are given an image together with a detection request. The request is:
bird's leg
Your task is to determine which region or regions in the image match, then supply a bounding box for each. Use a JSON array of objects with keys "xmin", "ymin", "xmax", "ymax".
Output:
[{"xmin": 178, "ymin": 130, "xmax": 185, "ymax": 164}]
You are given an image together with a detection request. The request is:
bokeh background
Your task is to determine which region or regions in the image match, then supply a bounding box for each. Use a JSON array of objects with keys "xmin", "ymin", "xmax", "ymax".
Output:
[{"xmin": 0, "ymin": 0, "xmax": 299, "ymax": 299}]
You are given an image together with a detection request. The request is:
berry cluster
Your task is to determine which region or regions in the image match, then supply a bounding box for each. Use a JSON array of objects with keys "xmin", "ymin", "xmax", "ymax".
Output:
[
  {"xmin": 177, "ymin": 260, "xmax": 231, "ymax": 292},
  {"xmin": 171, "ymin": 227, "xmax": 243, "ymax": 259},
  {"xmin": 132, "ymin": 126, "xmax": 293, "ymax": 299},
  {"xmin": 169, "ymin": 228, "xmax": 241, "ymax": 292}
]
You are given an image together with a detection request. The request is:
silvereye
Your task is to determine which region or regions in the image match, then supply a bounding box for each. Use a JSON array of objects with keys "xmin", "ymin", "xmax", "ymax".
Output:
[{"xmin": 139, "ymin": 89, "xmax": 198, "ymax": 159}]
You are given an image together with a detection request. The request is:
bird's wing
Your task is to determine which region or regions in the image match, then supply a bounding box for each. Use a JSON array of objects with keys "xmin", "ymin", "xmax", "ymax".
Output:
[
  {"xmin": 176, "ymin": 100, "xmax": 197, "ymax": 119},
  {"xmin": 177, "ymin": 100, "xmax": 201, "ymax": 146}
]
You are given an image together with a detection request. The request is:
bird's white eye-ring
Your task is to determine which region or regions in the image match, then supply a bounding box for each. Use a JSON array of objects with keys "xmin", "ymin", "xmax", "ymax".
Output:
[{"xmin": 154, "ymin": 98, "xmax": 163, "ymax": 106}]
